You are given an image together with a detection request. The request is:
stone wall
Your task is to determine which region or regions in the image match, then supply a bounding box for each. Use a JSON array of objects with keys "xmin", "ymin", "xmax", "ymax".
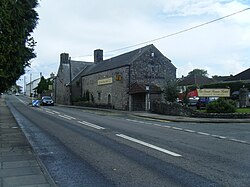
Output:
[
  {"xmin": 130, "ymin": 47, "xmax": 176, "ymax": 87},
  {"xmin": 151, "ymin": 101, "xmax": 250, "ymax": 119},
  {"xmin": 81, "ymin": 66, "xmax": 130, "ymax": 110}
]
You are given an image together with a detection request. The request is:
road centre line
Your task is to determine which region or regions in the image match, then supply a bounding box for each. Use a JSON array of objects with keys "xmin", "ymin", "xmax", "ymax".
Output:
[
  {"xmin": 62, "ymin": 114, "xmax": 76, "ymax": 120},
  {"xmin": 58, "ymin": 115, "xmax": 73, "ymax": 120},
  {"xmin": 126, "ymin": 119, "xmax": 248, "ymax": 144},
  {"xmin": 197, "ymin": 132, "xmax": 210, "ymax": 136},
  {"xmin": 211, "ymin": 135, "xmax": 227, "ymax": 139},
  {"xmin": 51, "ymin": 110, "xmax": 60, "ymax": 114},
  {"xmin": 46, "ymin": 111, "xmax": 55, "ymax": 115},
  {"xmin": 172, "ymin": 127, "xmax": 183, "ymax": 131},
  {"xmin": 116, "ymin": 134, "xmax": 182, "ymax": 157},
  {"xmin": 77, "ymin": 121, "xmax": 105, "ymax": 130},
  {"xmin": 230, "ymin": 138, "xmax": 247, "ymax": 143},
  {"xmin": 184, "ymin": 129, "xmax": 196, "ymax": 133}
]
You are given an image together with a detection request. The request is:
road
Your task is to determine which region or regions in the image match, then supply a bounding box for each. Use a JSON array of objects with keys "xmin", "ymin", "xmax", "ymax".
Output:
[{"xmin": 6, "ymin": 95, "xmax": 250, "ymax": 187}]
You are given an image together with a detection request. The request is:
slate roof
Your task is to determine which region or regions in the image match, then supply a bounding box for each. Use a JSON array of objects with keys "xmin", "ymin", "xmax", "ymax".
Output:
[
  {"xmin": 178, "ymin": 75, "xmax": 214, "ymax": 86},
  {"xmin": 82, "ymin": 44, "xmax": 174, "ymax": 76},
  {"xmin": 70, "ymin": 60, "xmax": 93, "ymax": 80},
  {"xmin": 224, "ymin": 68, "xmax": 250, "ymax": 82}
]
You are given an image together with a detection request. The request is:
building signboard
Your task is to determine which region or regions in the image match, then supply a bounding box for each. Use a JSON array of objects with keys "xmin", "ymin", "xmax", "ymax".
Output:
[
  {"xmin": 197, "ymin": 89, "xmax": 230, "ymax": 97},
  {"xmin": 97, "ymin": 77, "xmax": 113, "ymax": 86}
]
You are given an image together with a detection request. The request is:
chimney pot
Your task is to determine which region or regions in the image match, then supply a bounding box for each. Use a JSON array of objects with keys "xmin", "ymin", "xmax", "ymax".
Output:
[{"xmin": 94, "ymin": 49, "xmax": 103, "ymax": 63}]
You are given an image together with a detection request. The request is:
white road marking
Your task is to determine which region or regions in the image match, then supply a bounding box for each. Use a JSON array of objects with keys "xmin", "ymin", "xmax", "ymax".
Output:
[
  {"xmin": 58, "ymin": 115, "xmax": 73, "ymax": 120},
  {"xmin": 197, "ymin": 132, "xmax": 210, "ymax": 136},
  {"xmin": 62, "ymin": 114, "xmax": 76, "ymax": 120},
  {"xmin": 116, "ymin": 134, "xmax": 182, "ymax": 157},
  {"xmin": 46, "ymin": 111, "xmax": 55, "ymax": 115},
  {"xmin": 16, "ymin": 97, "xmax": 28, "ymax": 105},
  {"xmin": 184, "ymin": 129, "xmax": 196, "ymax": 133},
  {"xmin": 77, "ymin": 121, "xmax": 105, "ymax": 130},
  {"xmin": 51, "ymin": 110, "xmax": 60, "ymax": 114},
  {"xmin": 127, "ymin": 119, "xmax": 248, "ymax": 144},
  {"xmin": 153, "ymin": 123, "xmax": 163, "ymax": 127},
  {"xmin": 211, "ymin": 135, "xmax": 226, "ymax": 139},
  {"xmin": 172, "ymin": 127, "xmax": 183, "ymax": 131},
  {"xmin": 229, "ymin": 138, "xmax": 247, "ymax": 143}
]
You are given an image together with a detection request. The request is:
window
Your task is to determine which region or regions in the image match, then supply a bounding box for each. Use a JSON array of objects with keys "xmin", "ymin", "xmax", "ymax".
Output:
[
  {"xmin": 98, "ymin": 92, "xmax": 101, "ymax": 101},
  {"xmin": 108, "ymin": 94, "xmax": 111, "ymax": 104}
]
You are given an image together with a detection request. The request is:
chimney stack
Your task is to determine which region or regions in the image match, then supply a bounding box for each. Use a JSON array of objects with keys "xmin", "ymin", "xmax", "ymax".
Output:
[
  {"xmin": 94, "ymin": 49, "xmax": 103, "ymax": 63},
  {"xmin": 60, "ymin": 53, "xmax": 69, "ymax": 64}
]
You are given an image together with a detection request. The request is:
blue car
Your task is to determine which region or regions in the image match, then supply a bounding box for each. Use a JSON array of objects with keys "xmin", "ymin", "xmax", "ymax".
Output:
[{"xmin": 196, "ymin": 97, "xmax": 218, "ymax": 109}]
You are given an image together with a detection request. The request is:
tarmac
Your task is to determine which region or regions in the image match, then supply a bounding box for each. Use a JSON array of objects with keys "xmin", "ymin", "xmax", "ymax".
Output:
[
  {"xmin": 0, "ymin": 95, "xmax": 249, "ymax": 187},
  {"xmin": 0, "ymin": 96, "xmax": 56, "ymax": 187}
]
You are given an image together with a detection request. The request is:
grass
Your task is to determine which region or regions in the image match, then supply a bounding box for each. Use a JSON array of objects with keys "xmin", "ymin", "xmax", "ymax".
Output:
[{"xmin": 236, "ymin": 108, "xmax": 250, "ymax": 113}]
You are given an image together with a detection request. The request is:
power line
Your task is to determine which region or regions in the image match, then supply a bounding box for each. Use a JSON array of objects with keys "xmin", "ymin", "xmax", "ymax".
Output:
[{"xmin": 79, "ymin": 7, "xmax": 250, "ymax": 58}]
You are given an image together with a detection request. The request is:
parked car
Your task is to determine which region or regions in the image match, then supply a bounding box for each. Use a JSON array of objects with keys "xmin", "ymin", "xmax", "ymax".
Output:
[
  {"xmin": 188, "ymin": 97, "xmax": 199, "ymax": 107},
  {"xmin": 15, "ymin": 92, "xmax": 20, "ymax": 96},
  {"xmin": 196, "ymin": 97, "xmax": 218, "ymax": 109},
  {"xmin": 41, "ymin": 96, "xmax": 54, "ymax": 106}
]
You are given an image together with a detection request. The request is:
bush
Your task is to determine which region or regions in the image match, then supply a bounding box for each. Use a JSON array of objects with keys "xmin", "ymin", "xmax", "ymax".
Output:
[{"xmin": 206, "ymin": 98, "xmax": 236, "ymax": 113}]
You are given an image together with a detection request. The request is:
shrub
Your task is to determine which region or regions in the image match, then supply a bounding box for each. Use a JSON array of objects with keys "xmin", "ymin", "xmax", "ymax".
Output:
[{"xmin": 206, "ymin": 98, "xmax": 236, "ymax": 113}]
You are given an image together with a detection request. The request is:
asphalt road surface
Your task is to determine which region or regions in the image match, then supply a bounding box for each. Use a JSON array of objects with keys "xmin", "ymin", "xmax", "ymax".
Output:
[{"xmin": 6, "ymin": 95, "xmax": 250, "ymax": 187}]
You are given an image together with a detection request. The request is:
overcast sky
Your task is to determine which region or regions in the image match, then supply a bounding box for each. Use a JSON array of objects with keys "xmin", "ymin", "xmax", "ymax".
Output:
[{"xmin": 18, "ymin": 0, "xmax": 250, "ymax": 86}]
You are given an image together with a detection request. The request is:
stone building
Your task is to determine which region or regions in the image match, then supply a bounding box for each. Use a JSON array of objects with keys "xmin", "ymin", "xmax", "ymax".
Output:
[
  {"xmin": 80, "ymin": 44, "xmax": 176, "ymax": 111},
  {"xmin": 53, "ymin": 53, "xmax": 92, "ymax": 105},
  {"xmin": 54, "ymin": 44, "xmax": 176, "ymax": 110}
]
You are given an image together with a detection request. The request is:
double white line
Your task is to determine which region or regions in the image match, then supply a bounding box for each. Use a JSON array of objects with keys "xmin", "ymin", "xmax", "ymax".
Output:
[{"xmin": 77, "ymin": 121, "xmax": 105, "ymax": 130}]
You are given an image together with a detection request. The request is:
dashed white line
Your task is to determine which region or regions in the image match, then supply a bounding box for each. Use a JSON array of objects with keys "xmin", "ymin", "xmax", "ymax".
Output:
[
  {"xmin": 58, "ymin": 115, "xmax": 73, "ymax": 120},
  {"xmin": 51, "ymin": 110, "xmax": 60, "ymax": 114},
  {"xmin": 184, "ymin": 129, "xmax": 196, "ymax": 133},
  {"xmin": 229, "ymin": 138, "xmax": 247, "ymax": 143},
  {"xmin": 172, "ymin": 127, "xmax": 183, "ymax": 131},
  {"xmin": 124, "ymin": 119, "xmax": 249, "ymax": 145},
  {"xmin": 77, "ymin": 121, "xmax": 105, "ymax": 130},
  {"xmin": 211, "ymin": 135, "xmax": 227, "ymax": 139},
  {"xmin": 116, "ymin": 134, "xmax": 182, "ymax": 157},
  {"xmin": 46, "ymin": 111, "xmax": 55, "ymax": 115},
  {"xmin": 153, "ymin": 123, "xmax": 163, "ymax": 127},
  {"xmin": 197, "ymin": 132, "xmax": 210, "ymax": 136},
  {"xmin": 62, "ymin": 114, "xmax": 76, "ymax": 120}
]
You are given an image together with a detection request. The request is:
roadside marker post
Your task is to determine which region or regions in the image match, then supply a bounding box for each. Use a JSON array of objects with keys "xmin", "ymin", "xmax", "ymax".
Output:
[{"xmin": 32, "ymin": 100, "xmax": 40, "ymax": 107}]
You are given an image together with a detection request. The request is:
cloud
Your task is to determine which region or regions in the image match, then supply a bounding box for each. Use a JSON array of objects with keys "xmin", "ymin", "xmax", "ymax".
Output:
[{"xmin": 19, "ymin": 0, "xmax": 250, "ymax": 84}]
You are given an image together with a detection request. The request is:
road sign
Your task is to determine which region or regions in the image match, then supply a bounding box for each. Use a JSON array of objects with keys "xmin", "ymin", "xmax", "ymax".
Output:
[{"xmin": 32, "ymin": 100, "xmax": 40, "ymax": 107}]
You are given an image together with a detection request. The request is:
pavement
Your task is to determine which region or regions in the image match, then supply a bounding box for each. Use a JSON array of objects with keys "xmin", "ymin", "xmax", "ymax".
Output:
[
  {"xmin": 1, "ymin": 95, "xmax": 249, "ymax": 187},
  {"xmin": 0, "ymin": 96, "xmax": 56, "ymax": 187}
]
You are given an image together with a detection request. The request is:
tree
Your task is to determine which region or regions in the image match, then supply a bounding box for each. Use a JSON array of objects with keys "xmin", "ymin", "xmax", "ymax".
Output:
[
  {"xmin": 0, "ymin": 0, "xmax": 39, "ymax": 92},
  {"xmin": 187, "ymin": 69, "xmax": 208, "ymax": 77},
  {"xmin": 36, "ymin": 76, "xmax": 48, "ymax": 94},
  {"xmin": 164, "ymin": 79, "xmax": 178, "ymax": 102}
]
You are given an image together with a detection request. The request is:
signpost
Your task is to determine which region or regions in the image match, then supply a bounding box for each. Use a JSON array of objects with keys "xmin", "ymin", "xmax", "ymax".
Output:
[{"xmin": 197, "ymin": 89, "xmax": 230, "ymax": 97}]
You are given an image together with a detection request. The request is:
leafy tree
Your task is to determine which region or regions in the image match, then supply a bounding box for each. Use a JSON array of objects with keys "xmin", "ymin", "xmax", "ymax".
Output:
[
  {"xmin": 188, "ymin": 69, "xmax": 208, "ymax": 77},
  {"xmin": 37, "ymin": 76, "xmax": 50, "ymax": 94},
  {"xmin": 0, "ymin": 0, "xmax": 39, "ymax": 92},
  {"xmin": 164, "ymin": 79, "xmax": 178, "ymax": 102}
]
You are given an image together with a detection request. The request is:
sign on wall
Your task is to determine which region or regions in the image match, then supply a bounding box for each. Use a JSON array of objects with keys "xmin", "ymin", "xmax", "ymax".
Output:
[
  {"xmin": 97, "ymin": 77, "xmax": 113, "ymax": 86},
  {"xmin": 197, "ymin": 89, "xmax": 230, "ymax": 97}
]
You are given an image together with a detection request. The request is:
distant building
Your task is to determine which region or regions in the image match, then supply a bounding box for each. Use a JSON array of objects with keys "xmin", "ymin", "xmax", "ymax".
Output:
[
  {"xmin": 224, "ymin": 68, "xmax": 250, "ymax": 82},
  {"xmin": 54, "ymin": 44, "xmax": 177, "ymax": 111},
  {"xmin": 26, "ymin": 77, "xmax": 41, "ymax": 96}
]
